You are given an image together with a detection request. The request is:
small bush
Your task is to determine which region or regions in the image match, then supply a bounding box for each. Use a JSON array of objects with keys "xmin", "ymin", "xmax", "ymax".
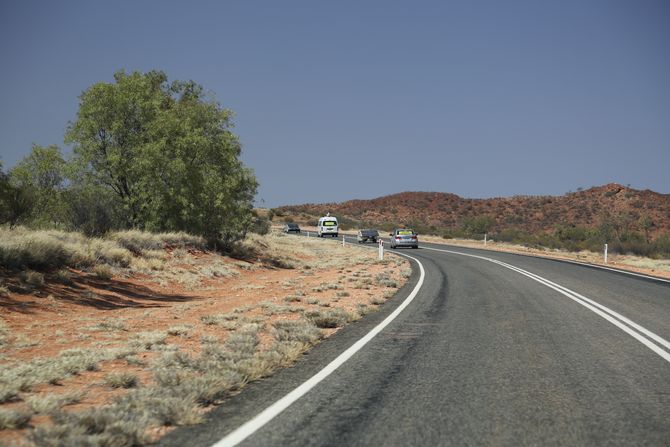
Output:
[
  {"xmin": 140, "ymin": 392, "xmax": 204, "ymax": 425},
  {"xmin": 305, "ymin": 308, "xmax": 352, "ymax": 328},
  {"xmin": 201, "ymin": 313, "xmax": 238, "ymax": 326},
  {"xmin": 27, "ymin": 391, "xmax": 84, "ymax": 414},
  {"xmin": 105, "ymin": 372, "xmax": 139, "ymax": 389},
  {"xmin": 89, "ymin": 317, "xmax": 126, "ymax": 332},
  {"xmin": 130, "ymin": 331, "xmax": 167, "ymax": 350},
  {"xmin": 167, "ymin": 325, "xmax": 193, "ymax": 336},
  {"xmin": 55, "ymin": 268, "xmax": 74, "ymax": 284},
  {"xmin": 370, "ymin": 296, "xmax": 386, "ymax": 305},
  {"xmin": 21, "ymin": 269, "xmax": 44, "ymax": 288},
  {"xmin": 356, "ymin": 304, "xmax": 371, "ymax": 316},
  {"xmin": 272, "ymin": 320, "xmax": 323, "ymax": 344},
  {"xmin": 0, "ymin": 386, "xmax": 19, "ymax": 404},
  {"xmin": 0, "ymin": 318, "xmax": 7, "ymax": 346},
  {"xmin": 0, "ymin": 408, "xmax": 32, "ymax": 430},
  {"xmin": 93, "ymin": 264, "xmax": 113, "ymax": 280},
  {"xmin": 224, "ymin": 328, "xmax": 260, "ymax": 358}
]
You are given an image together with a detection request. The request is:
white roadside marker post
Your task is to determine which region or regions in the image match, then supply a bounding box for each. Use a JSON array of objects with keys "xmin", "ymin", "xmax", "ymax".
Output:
[
  {"xmin": 378, "ymin": 239, "xmax": 384, "ymax": 261},
  {"xmin": 342, "ymin": 235, "xmax": 345, "ymax": 247},
  {"xmin": 484, "ymin": 233, "xmax": 487, "ymax": 246},
  {"xmin": 604, "ymin": 243, "xmax": 608, "ymax": 264}
]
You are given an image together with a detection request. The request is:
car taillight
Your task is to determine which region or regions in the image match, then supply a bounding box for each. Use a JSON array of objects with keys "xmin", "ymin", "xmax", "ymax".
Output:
[
  {"xmin": 411, "ymin": 236, "xmax": 417, "ymax": 239},
  {"xmin": 395, "ymin": 236, "xmax": 401, "ymax": 240}
]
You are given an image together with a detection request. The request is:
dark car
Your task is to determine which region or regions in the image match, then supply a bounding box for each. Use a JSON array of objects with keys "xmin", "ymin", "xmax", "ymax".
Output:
[
  {"xmin": 357, "ymin": 229, "xmax": 379, "ymax": 243},
  {"xmin": 389, "ymin": 228, "xmax": 418, "ymax": 249},
  {"xmin": 283, "ymin": 223, "xmax": 301, "ymax": 234}
]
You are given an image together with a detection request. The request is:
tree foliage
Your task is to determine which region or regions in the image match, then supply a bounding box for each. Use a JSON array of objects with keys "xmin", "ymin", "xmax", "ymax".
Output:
[
  {"xmin": 8, "ymin": 144, "xmax": 67, "ymax": 227},
  {"xmin": 460, "ymin": 215, "xmax": 495, "ymax": 236},
  {"xmin": 65, "ymin": 70, "xmax": 258, "ymax": 245}
]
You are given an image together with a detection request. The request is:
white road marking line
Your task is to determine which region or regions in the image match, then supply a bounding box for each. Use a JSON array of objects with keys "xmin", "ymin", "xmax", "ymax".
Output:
[
  {"xmin": 422, "ymin": 246, "xmax": 670, "ymax": 363},
  {"xmin": 422, "ymin": 241, "xmax": 670, "ymax": 284},
  {"xmin": 555, "ymin": 259, "xmax": 670, "ymax": 284},
  {"xmin": 212, "ymin": 251, "xmax": 426, "ymax": 447}
]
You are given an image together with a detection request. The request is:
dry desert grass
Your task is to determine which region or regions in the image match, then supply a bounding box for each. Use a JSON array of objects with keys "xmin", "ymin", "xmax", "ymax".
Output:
[{"xmin": 0, "ymin": 229, "xmax": 409, "ymax": 446}]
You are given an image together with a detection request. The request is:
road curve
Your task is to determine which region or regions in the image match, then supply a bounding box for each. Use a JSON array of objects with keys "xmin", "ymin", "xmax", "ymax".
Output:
[{"xmin": 161, "ymin": 236, "xmax": 670, "ymax": 447}]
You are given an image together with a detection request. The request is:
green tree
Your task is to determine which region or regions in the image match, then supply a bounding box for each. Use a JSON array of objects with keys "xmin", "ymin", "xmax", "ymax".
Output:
[
  {"xmin": 8, "ymin": 144, "xmax": 67, "ymax": 226},
  {"xmin": 0, "ymin": 160, "xmax": 9, "ymax": 222},
  {"xmin": 0, "ymin": 178, "xmax": 36, "ymax": 227},
  {"xmin": 460, "ymin": 215, "xmax": 494, "ymax": 237},
  {"xmin": 66, "ymin": 70, "xmax": 258, "ymax": 245},
  {"xmin": 639, "ymin": 215, "xmax": 653, "ymax": 244},
  {"xmin": 1, "ymin": 158, "xmax": 38, "ymax": 227}
]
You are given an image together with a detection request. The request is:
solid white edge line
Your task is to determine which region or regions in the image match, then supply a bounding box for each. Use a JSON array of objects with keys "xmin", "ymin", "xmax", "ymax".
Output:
[
  {"xmin": 556, "ymin": 258, "xmax": 670, "ymax": 284},
  {"xmin": 422, "ymin": 246, "xmax": 670, "ymax": 364},
  {"xmin": 424, "ymin": 241, "xmax": 670, "ymax": 284},
  {"xmin": 211, "ymin": 251, "xmax": 426, "ymax": 447}
]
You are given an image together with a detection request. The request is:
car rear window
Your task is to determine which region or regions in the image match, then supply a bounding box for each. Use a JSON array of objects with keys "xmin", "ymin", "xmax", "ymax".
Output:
[
  {"xmin": 322, "ymin": 221, "xmax": 337, "ymax": 226},
  {"xmin": 398, "ymin": 230, "xmax": 414, "ymax": 235}
]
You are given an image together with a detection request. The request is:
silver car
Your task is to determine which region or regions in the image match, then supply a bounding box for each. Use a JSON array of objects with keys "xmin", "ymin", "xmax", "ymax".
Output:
[{"xmin": 389, "ymin": 228, "xmax": 418, "ymax": 249}]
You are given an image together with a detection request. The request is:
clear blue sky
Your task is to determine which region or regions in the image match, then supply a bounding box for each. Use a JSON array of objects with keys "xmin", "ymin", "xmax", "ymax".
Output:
[{"xmin": 1, "ymin": 0, "xmax": 669, "ymax": 207}]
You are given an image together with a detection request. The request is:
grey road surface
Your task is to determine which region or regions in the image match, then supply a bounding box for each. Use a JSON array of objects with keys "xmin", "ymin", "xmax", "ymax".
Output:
[{"xmin": 162, "ymin": 236, "xmax": 670, "ymax": 446}]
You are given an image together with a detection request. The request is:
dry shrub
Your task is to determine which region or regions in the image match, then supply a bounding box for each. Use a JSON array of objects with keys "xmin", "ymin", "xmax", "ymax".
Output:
[
  {"xmin": 55, "ymin": 268, "xmax": 74, "ymax": 284},
  {"xmin": 89, "ymin": 317, "xmax": 126, "ymax": 332},
  {"xmin": 129, "ymin": 332, "xmax": 167, "ymax": 350},
  {"xmin": 305, "ymin": 308, "xmax": 352, "ymax": 328},
  {"xmin": 21, "ymin": 270, "xmax": 44, "ymax": 288},
  {"xmin": 104, "ymin": 372, "xmax": 139, "ymax": 389},
  {"xmin": 0, "ymin": 228, "xmax": 132, "ymax": 270},
  {"xmin": 271, "ymin": 320, "xmax": 323, "ymax": 344},
  {"xmin": 0, "ymin": 318, "xmax": 7, "ymax": 346},
  {"xmin": 27, "ymin": 391, "xmax": 84, "ymax": 414},
  {"xmin": 370, "ymin": 296, "xmax": 386, "ymax": 305},
  {"xmin": 200, "ymin": 313, "xmax": 238, "ymax": 326},
  {"xmin": 0, "ymin": 408, "xmax": 33, "ymax": 430},
  {"xmin": 93, "ymin": 264, "xmax": 113, "ymax": 280},
  {"xmin": 167, "ymin": 325, "xmax": 193, "ymax": 336},
  {"xmin": 109, "ymin": 230, "xmax": 205, "ymax": 253}
]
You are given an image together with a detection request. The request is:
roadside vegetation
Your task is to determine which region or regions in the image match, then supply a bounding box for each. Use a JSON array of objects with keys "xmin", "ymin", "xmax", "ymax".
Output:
[
  {"xmin": 0, "ymin": 229, "xmax": 409, "ymax": 445},
  {"xmin": 439, "ymin": 216, "xmax": 670, "ymax": 259},
  {"xmin": 0, "ymin": 69, "xmax": 258, "ymax": 249}
]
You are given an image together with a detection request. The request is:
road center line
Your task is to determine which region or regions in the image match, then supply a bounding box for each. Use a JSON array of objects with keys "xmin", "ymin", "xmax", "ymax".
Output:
[
  {"xmin": 212, "ymin": 251, "xmax": 426, "ymax": 447},
  {"xmin": 422, "ymin": 246, "xmax": 670, "ymax": 363}
]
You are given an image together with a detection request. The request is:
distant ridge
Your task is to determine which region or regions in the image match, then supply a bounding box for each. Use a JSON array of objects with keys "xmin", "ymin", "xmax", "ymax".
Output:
[{"xmin": 277, "ymin": 184, "xmax": 670, "ymax": 236}]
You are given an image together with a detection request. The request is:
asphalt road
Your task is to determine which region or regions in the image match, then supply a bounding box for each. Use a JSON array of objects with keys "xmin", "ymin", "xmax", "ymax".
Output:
[{"xmin": 162, "ymin": 235, "xmax": 670, "ymax": 447}]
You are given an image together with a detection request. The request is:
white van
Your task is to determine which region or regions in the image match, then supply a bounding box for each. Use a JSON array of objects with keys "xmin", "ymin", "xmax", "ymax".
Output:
[{"xmin": 317, "ymin": 214, "xmax": 339, "ymax": 237}]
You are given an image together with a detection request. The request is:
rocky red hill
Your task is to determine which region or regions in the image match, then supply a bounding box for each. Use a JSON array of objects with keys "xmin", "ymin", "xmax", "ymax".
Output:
[{"xmin": 277, "ymin": 184, "xmax": 670, "ymax": 237}]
